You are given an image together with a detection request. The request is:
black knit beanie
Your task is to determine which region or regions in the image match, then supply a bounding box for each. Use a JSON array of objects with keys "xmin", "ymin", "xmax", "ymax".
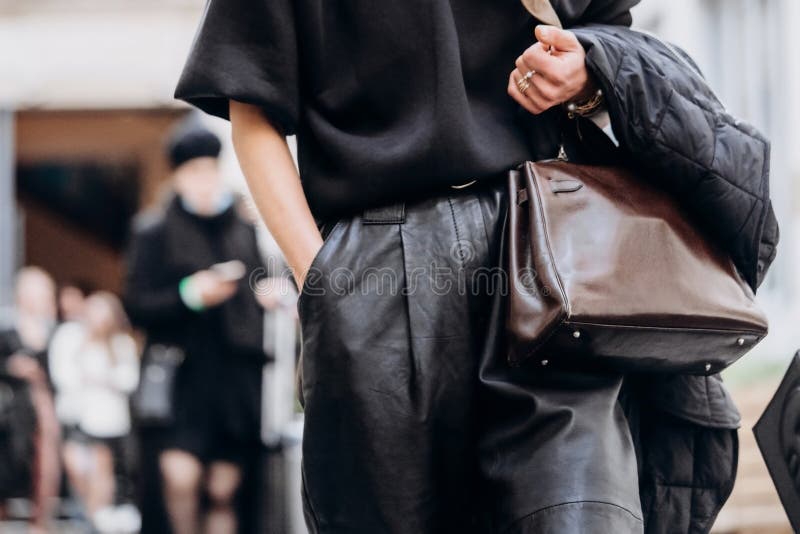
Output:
[{"xmin": 167, "ymin": 118, "xmax": 222, "ymax": 169}]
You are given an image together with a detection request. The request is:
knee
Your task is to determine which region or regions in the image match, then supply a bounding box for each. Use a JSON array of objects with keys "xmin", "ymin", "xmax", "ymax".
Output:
[
  {"xmin": 162, "ymin": 467, "xmax": 201, "ymax": 497},
  {"xmin": 206, "ymin": 476, "xmax": 239, "ymax": 508},
  {"xmin": 160, "ymin": 452, "xmax": 202, "ymax": 496},
  {"xmin": 206, "ymin": 464, "xmax": 241, "ymax": 508},
  {"xmin": 62, "ymin": 443, "xmax": 86, "ymax": 474}
]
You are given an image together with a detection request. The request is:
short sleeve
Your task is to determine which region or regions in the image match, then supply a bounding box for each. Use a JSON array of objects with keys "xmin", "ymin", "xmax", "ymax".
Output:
[{"xmin": 174, "ymin": 0, "xmax": 300, "ymax": 135}]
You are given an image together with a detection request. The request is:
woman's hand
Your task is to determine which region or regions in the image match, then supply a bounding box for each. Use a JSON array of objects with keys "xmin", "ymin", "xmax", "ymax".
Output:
[
  {"xmin": 508, "ymin": 25, "xmax": 597, "ymax": 115},
  {"xmin": 255, "ymin": 276, "xmax": 289, "ymax": 310},
  {"xmin": 187, "ymin": 270, "xmax": 238, "ymax": 308}
]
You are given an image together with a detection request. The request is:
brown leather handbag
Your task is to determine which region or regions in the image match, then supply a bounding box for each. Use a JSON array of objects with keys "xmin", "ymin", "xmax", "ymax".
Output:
[
  {"xmin": 507, "ymin": 160, "xmax": 769, "ymax": 374},
  {"xmin": 507, "ymin": 0, "xmax": 768, "ymax": 374}
]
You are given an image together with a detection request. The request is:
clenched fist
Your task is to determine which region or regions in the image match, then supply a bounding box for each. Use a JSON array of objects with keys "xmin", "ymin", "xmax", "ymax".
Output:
[{"xmin": 508, "ymin": 25, "xmax": 597, "ymax": 115}]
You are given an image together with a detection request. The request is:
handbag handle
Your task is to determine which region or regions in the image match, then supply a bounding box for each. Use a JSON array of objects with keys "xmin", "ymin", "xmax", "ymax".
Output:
[
  {"xmin": 516, "ymin": 0, "xmax": 570, "ymax": 160},
  {"xmin": 519, "ymin": 0, "xmax": 563, "ymax": 29}
]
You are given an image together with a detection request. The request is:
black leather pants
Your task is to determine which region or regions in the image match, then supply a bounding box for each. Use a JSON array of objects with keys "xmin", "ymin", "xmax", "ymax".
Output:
[{"xmin": 298, "ymin": 179, "xmax": 643, "ymax": 533}]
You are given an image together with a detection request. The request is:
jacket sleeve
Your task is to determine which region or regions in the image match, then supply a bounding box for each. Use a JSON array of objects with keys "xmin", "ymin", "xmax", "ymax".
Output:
[
  {"xmin": 123, "ymin": 221, "xmax": 190, "ymax": 328},
  {"xmin": 570, "ymin": 25, "xmax": 778, "ymax": 291}
]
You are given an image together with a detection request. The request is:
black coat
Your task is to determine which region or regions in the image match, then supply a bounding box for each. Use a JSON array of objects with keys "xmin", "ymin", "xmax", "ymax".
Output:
[
  {"xmin": 123, "ymin": 196, "xmax": 267, "ymax": 440},
  {"xmin": 124, "ymin": 196, "xmax": 266, "ymax": 359},
  {"xmin": 0, "ymin": 330, "xmax": 39, "ymax": 499}
]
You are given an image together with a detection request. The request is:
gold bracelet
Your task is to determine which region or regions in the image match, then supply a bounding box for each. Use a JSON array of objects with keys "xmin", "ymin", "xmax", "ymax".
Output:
[{"xmin": 565, "ymin": 89, "xmax": 604, "ymax": 119}]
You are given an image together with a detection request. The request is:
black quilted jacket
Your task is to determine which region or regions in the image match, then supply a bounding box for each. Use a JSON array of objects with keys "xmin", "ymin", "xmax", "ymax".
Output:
[{"xmin": 573, "ymin": 24, "xmax": 778, "ymax": 291}]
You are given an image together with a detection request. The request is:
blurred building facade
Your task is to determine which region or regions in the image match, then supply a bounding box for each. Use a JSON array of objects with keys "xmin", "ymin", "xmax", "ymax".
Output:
[
  {"xmin": 0, "ymin": 0, "xmax": 209, "ymax": 317},
  {"xmin": 0, "ymin": 0, "xmax": 290, "ymax": 319},
  {"xmin": 0, "ymin": 4, "xmax": 299, "ymax": 531}
]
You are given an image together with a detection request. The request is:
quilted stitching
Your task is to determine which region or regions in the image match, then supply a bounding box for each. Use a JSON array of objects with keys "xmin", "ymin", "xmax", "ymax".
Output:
[{"xmin": 573, "ymin": 25, "xmax": 777, "ymax": 291}]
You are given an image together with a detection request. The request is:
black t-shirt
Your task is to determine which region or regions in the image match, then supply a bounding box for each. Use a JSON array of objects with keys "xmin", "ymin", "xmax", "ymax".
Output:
[{"xmin": 175, "ymin": 0, "xmax": 633, "ymax": 218}]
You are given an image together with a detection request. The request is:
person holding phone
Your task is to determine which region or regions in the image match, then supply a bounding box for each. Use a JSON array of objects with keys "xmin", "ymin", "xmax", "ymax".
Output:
[{"xmin": 123, "ymin": 121, "xmax": 269, "ymax": 534}]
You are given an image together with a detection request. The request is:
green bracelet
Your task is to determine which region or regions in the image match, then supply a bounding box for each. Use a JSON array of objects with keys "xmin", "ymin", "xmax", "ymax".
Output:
[{"xmin": 179, "ymin": 277, "xmax": 206, "ymax": 312}]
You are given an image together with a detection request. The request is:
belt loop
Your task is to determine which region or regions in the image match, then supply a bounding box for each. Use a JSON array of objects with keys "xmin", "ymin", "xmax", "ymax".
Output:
[{"xmin": 362, "ymin": 203, "xmax": 406, "ymax": 225}]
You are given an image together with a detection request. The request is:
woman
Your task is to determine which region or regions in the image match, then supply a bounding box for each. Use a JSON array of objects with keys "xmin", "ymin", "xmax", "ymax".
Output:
[
  {"xmin": 0, "ymin": 267, "xmax": 61, "ymax": 533},
  {"xmin": 49, "ymin": 292, "xmax": 139, "ymax": 531},
  {"xmin": 175, "ymin": 1, "xmax": 777, "ymax": 532}
]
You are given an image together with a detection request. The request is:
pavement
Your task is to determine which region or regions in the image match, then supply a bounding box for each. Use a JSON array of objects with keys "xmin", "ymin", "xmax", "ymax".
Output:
[{"xmin": 712, "ymin": 373, "xmax": 793, "ymax": 533}]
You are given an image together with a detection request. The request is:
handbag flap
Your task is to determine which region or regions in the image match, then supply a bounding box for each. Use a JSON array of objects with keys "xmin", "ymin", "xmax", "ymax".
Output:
[{"xmin": 526, "ymin": 160, "xmax": 768, "ymax": 333}]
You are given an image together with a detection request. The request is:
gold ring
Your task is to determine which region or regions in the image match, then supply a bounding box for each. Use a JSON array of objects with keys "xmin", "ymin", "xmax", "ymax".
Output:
[{"xmin": 516, "ymin": 70, "xmax": 535, "ymax": 94}]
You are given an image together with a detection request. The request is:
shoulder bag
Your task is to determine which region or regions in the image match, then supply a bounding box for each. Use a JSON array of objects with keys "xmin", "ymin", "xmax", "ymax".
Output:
[{"xmin": 507, "ymin": 0, "xmax": 769, "ymax": 374}]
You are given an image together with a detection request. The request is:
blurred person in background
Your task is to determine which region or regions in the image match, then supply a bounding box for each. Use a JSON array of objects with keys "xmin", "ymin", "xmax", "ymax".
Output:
[
  {"xmin": 123, "ymin": 121, "xmax": 268, "ymax": 534},
  {"xmin": 49, "ymin": 291, "xmax": 140, "ymax": 532},
  {"xmin": 0, "ymin": 267, "xmax": 61, "ymax": 533},
  {"xmin": 57, "ymin": 280, "xmax": 92, "ymax": 323},
  {"xmin": 0, "ymin": 354, "xmax": 38, "ymax": 525}
]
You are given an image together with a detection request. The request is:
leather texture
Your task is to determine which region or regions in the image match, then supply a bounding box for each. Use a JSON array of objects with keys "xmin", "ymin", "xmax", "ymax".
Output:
[
  {"xmin": 298, "ymin": 180, "xmax": 644, "ymax": 533},
  {"xmin": 507, "ymin": 160, "xmax": 769, "ymax": 372}
]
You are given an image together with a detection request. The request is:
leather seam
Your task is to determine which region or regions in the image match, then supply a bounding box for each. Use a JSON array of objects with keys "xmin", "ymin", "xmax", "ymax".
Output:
[
  {"xmin": 447, "ymin": 197, "xmax": 467, "ymax": 269},
  {"xmin": 527, "ymin": 163, "xmax": 570, "ymax": 316},
  {"xmin": 651, "ymin": 480, "xmax": 726, "ymax": 491},
  {"xmin": 300, "ymin": 461, "xmax": 321, "ymax": 530},
  {"xmin": 688, "ymin": 415, "xmax": 697, "ymax": 528},
  {"xmin": 476, "ymin": 194, "xmax": 494, "ymax": 258},
  {"xmin": 362, "ymin": 218, "xmax": 405, "ymax": 225},
  {"xmin": 297, "ymin": 220, "xmax": 343, "ymax": 315},
  {"xmin": 362, "ymin": 204, "xmax": 405, "ymax": 225},
  {"xmin": 503, "ymin": 500, "xmax": 643, "ymax": 534},
  {"xmin": 563, "ymin": 321, "xmax": 765, "ymax": 336}
]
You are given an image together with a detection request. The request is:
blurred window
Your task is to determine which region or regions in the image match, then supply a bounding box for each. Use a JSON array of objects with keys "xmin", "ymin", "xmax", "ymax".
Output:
[
  {"xmin": 702, "ymin": 0, "xmax": 780, "ymax": 133},
  {"xmin": 702, "ymin": 0, "xmax": 786, "ymax": 295},
  {"xmin": 16, "ymin": 160, "xmax": 139, "ymax": 249}
]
